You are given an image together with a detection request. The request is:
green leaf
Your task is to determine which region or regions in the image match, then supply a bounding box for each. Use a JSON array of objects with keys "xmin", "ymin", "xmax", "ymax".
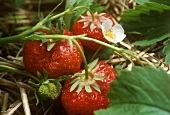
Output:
[
  {"xmin": 163, "ymin": 39, "xmax": 170, "ymax": 64},
  {"xmin": 136, "ymin": 0, "xmax": 170, "ymax": 6},
  {"xmin": 64, "ymin": 14, "xmax": 72, "ymax": 30},
  {"xmin": 120, "ymin": 2, "xmax": 170, "ymax": 46},
  {"xmin": 64, "ymin": 0, "xmax": 93, "ymax": 30},
  {"xmin": 72, "ymin": 0, "xmax": 93, "ymax": 22},
  {"xmin": 28, "ymin": 81, "xmax": 40, "ymax": 87},
  {"xmin": 94, "ymin": 104, "xmax": 170, "ymax": 115},
  {"xmin": 37, "ymin": 71, "xmax": 44, "ymax": 83},
  {"xmin": 42, "ymin": 80, "xmax": 49, "ymax": 84},
  {"xmin": 57, "ymin": 17, "xmax": 64, "ymax": 34},
  {"xmin": 43, "ymin": 69, "xmax": 48, "ymax": 81},
  {"xmin": 95, "ymin": 66, "xmax": 170, "ymax": 114},
  {"xmin": 114, "ymin": 63, "xmax": 127, "ymax": 75},
  {"xmin": 64, "ymin": 0, "xmax": 75, "ymax": 30},
  {"xmin": 65, "ymin": 0, "xmax": 77, "ymax": 10},
  {"xmin": 15, "ymin": 0, "xmax": 25, "ymax": 7},
  {"xmin": 90, "ymin": 2, "xmax": 106, "ymax": 13}
]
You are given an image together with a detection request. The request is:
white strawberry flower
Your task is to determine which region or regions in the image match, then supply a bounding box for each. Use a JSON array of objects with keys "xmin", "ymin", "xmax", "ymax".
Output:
[{"xmin": 101, "ymin": 18, "xmax": 126, "ymax": 43}]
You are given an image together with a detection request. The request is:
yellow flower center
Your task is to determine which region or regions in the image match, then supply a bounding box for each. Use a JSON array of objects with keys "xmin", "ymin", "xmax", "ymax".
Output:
[{"xmin": 104, "ymin": 30, "xmax": 116, "ymax": 39}]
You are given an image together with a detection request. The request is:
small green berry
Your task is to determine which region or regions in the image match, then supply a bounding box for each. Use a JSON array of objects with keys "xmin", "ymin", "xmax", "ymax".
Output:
[{"xmin": 38, "ymin": 82, "xmax": 62, "ymax": 100}]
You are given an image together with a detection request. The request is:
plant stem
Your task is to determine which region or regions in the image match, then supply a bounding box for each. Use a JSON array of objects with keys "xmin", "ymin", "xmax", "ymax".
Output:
[
  {"xmin": 29, "ymin": 34, "xmax": 155, "ymax": 67},
  {"xmin": 45, "ymin": 9, "xmax": 71, "ymax": 23},
  {"xmin": 79, "ymin": 36, "xmax": 124, "ymax": 52},
  {"xmin": 74, "ymin": 36, "xmax": 156, "ymax": 67},
  {"xmin": 72, "ymin": 39, "xmax": 89, "ymax": 79},
  {"xmin": 0, "ymin": 9, "xmax": 71, "ymax": 43},
  {"xmin": 122, "ymin": 53, "xmax": 134, "ymax": 66},
  {"xmin": 0, "ymin": 6, "xmax": 93, "ymax": 43},
  {"xmin": 90, "ymin": 45, "xmax": 102, "ymax": 62},
  {"xmin": 90, "ymin": 39, "xmax": 107, "ymax": 62},
  {"xmin": 34, "ymin": 35, "xmax": 122, "ymax": 52},
  {"xmin": 34, "ymin": 34, "xmax": 90, "ymax": 78},
  {"xmin": 123, "ymin": 50, "xmax": 144, "ymax": 66},
  {"xmin": 33, "ymin": 34, "xmax": 157, "ymax": 67},
  {"xmin": 0, "ymin": 24, "xmax": 43, "ymax": 43}
]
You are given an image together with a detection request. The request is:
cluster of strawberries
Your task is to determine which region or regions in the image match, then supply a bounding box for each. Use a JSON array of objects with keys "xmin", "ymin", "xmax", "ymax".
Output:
[{"xmin": 22, "ymin": 12, "xmax": 125, "ymax": 115}]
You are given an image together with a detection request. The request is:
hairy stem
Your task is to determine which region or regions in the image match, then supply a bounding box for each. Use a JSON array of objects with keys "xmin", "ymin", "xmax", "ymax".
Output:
[
  {"xmin": 0, "ymin": 8, "xmax": 71, "ymax": 43},
  {"xmin": 35, "ymin": 34, "xmax": 155, "ymax": 67},
  {"xmin": 0, "ymin": 24, "xmax": 43, "ymax": 43},
  {"xmin": 72, "ymin": 39, "xmax": 89, "ymax": 79},
  {"xmin": 0, "ymin": 6, "xmax": 93, "ymax": 44}
]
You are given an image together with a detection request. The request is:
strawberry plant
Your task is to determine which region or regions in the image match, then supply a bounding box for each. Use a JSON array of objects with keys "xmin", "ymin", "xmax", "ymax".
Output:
[
  {"xmin": 72, "ymin": 11, "xmax": 116, "ymax": 50},
  {"xmin": 0, "ymin": 0, "xmax": 170, "ymax": 115},
  {"xmin": 29, "ymin": 69, "xmax": 62, "ymax": 103},
  {"xmin": 94, "ymin": 66, "xmax": 170, "ymax": 115},
  {"xmin": 61, "ymin": 59, "xmax": 116, "ymax": 115}
]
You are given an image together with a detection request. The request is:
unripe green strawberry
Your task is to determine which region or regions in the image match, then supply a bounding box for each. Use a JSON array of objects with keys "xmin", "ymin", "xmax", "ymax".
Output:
[{"xmin": 38, "ymin": 82, "xmax": 62, "ymax": 101}]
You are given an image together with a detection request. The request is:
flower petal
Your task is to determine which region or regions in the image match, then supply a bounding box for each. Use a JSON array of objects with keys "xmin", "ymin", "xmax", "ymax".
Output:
[
  {"xmin": 102, "ymin": 22, "xmax": 126, "ymax": 43},
  {"xmin": 102, "ymin": 18, "xmax": 113, "ymax": 31},
  {"xmin": 116, "ymin": 34, "xmax": 126, "ymax": 42},
  {"xmin": 113, "ymin": 24, "xmax": 126, "ymax": 42},
  {"xmin": 112, "ymin": 24, "xmax": 125, "ymax": 33}
]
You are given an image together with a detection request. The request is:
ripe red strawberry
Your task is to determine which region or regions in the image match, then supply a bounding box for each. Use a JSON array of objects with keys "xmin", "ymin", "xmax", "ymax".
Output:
[
  {"xmin": 73, "ymin": 12, "xmax": 115, "ymax": 51},
  {"xmin": 61, "ymin": 61, "xmax": 116, "ymax": 115},
  {"xmin": 23, "ymin": 30, "xmax": 83, "ymax": 78}
]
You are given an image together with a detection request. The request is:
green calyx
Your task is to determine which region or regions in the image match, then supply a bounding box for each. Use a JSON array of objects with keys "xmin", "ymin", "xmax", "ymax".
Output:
[
  {"xmin": 70, "ymin": 58, "xmax": 106, "ymax": 94},
  {"xmin": 38, "ymin": 82, "xmax": 62, "ymax": 100},
  {"xmin": 29, "ymin": 69, "xmax": 63, "ymax": 104}
]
